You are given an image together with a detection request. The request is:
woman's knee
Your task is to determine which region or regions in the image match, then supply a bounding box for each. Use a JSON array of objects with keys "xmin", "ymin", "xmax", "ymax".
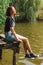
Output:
[
  {"xmin": 24, "ymin": 37, "xmax": 29, "ymax": 41},
  {"xmin": 22, "ymin": 37, "xmax": 29, "ymax": 42}
]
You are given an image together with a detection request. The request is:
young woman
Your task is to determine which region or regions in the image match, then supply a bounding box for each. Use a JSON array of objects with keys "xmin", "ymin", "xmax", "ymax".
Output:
[{"xmin": 4, "ymin": 6, "xmax": 37, "ymax": 58}]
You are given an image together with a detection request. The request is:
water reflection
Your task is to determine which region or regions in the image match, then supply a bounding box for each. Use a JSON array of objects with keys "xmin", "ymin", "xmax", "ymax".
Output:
[
  {"xmin": 16, "ymin": 22, "xmax": 43, "ymax": 65},
  {"xmin": 40, "ymin": 62, "xmax": 43, "ymax": 65},
  {"xmin": 18, "ymin": 57, "xmax": 43, "ymax": 65},
  {"xmin": 19, "ymin": 60, "xmax": 36, "ymax": 65}
]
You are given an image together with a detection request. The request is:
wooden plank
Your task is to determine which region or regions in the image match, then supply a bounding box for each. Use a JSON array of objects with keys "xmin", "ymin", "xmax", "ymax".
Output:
[
  {"xmin": 0, "ymin": 34, "xmax": 5, "ymax": 37},
  {"xmin": 0, "ymin": 34, "xmax": 20, "ymax": 53},
  {"xmin": 0, "ymin": 34, "xmax": 6, "ymax": 45},
  {"xmin": 0, "ymin": 42, "xmax": 6, "ymax": 45}
]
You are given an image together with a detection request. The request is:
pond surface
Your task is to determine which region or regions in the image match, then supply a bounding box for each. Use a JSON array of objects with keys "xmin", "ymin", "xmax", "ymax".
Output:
[{"xmin": 0, "ymin": 22, "xmax": 43, "ymax": 65}]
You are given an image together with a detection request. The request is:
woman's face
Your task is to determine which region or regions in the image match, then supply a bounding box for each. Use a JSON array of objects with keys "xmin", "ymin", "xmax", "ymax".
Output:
[{"xmin": 12, "ymin": 6, "xmax": 16, "ymax": 15}]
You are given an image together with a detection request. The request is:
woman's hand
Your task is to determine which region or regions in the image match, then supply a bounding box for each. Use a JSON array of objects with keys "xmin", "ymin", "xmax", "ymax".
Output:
[{"xmin": 16, "ymin": 37, "xmax": 22, "ymax": 42}]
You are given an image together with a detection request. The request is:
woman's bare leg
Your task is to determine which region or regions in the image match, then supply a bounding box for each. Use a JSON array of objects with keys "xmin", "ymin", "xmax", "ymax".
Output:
[
  {"xmin": 16, "ymin": 34, "xmax": 32, "ymax": 54},
  {"xmin": 16, "ymin": 34, "xmax": 38, "ymax": 58},
  {"xmin": 22, "ymin": 38, "xmax": 32, "ymax": 54}
]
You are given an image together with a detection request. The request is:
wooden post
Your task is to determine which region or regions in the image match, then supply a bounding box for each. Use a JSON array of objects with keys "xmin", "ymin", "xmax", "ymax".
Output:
[
  {"xmin": 13, "ymin": 49, "xmax": 16, "ymax": 65},
  {"xmin": 0, "ymin": 46, "xmax": 2, "ymax": 59}
]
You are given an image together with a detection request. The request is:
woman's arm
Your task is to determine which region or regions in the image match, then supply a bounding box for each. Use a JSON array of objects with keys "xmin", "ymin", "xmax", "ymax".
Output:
[
  {"xmin": 10, "ymin": 27, "xmax": 16, "ymax": 36},
  {"xmin": 10, "ymin": 27, "xmax": 22, "ymax": 42}
]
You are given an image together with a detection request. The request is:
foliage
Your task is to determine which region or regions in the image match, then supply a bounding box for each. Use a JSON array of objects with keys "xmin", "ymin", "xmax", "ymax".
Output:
[
  {"xmin": 0, "ymin": 0, "xmax": 41, "ymax": 23},
  {"xmin": 26, "ymin": 7, "xmax": 36, "ymax": 22},
  {"xmin": 33, "ymin": 0, "xmax": 40, "ymax": 11},
  {"xmin": 0, "ymin": 0, "xmax": 11, "ymax": 25},
  {"xmin": 12, "ymin": 0, "xmax": 41, "ymax": 22}
]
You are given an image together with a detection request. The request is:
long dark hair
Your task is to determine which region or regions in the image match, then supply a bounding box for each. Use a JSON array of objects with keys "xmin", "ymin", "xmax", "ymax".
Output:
[{"xmin": 6, "ymin": 6, "xmax": 14, "ymax": 16}]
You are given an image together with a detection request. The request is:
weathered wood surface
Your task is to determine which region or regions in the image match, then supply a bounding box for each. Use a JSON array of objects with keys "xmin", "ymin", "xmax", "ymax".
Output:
[
  {"xmin": 0, "ymin": 34, "xmax": 20, "ymax": 65},
  {"xmin": 0, "ymin": 34, "xmax": 6, "ymax": 45},
  {"xmin": 0, "ymin": 34, "xmax": 20, "ymax": 52}
]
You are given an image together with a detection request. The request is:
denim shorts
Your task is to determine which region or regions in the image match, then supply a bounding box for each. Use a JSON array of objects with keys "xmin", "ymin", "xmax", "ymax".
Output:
[{"xmin": 5, "ymin": 31, "xmax": 16, "ymax": 42}]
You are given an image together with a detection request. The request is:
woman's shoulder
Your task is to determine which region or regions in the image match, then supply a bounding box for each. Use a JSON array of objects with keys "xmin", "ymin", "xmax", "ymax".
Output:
[
  {"xmin": 7, "ymin": 16, "xmax": 12, "ymax": 19},
  {"xmin": 6, "ymin": 16, "xmax": 15, "ymax": 23},
  {"xmin": 6, "ymin": 16, "xmax": 12, "ymax": 21}
]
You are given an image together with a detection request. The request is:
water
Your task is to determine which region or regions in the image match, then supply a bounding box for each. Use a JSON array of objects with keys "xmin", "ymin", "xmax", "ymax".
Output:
[{"xmin": 0, "ymin": 22, "xmax": 43, "ymax": 65}]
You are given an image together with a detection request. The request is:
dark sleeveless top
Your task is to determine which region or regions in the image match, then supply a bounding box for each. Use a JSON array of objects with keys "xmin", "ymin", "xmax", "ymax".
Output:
[{"xmin": 4, "ymin": 16, "xmax": 15, "ymax": 32}]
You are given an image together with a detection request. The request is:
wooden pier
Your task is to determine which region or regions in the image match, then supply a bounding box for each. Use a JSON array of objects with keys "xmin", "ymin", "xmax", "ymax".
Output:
[{"xmin": 0, "ymin": 34, "xmax": 20, "ymax": 65}]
